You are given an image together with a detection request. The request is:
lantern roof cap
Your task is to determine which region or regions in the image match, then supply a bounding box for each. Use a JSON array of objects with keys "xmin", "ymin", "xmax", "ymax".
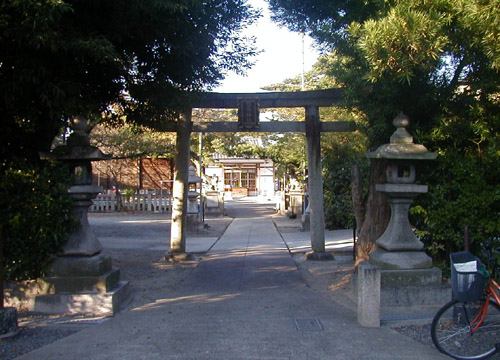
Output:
[
  {"xmin": 40, "ymin": 116, "xmax": 111, "ymax": 161},
  {"xmin": 189, "ymin": 165, "xmax": 201, "ymax": 183},
  {"xmin": 366, "ymin": 113, "xmax": 437, "ymax": 160}
]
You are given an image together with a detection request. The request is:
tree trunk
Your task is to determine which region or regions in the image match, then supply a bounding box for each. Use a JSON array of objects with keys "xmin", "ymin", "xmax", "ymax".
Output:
[
  {"xmin": 351, "ymin": 162, "xmax": 365, "ymax": 230},
  {"xmin": 355, "ymin": 160, "xmax": 391, "ymax": 266}
]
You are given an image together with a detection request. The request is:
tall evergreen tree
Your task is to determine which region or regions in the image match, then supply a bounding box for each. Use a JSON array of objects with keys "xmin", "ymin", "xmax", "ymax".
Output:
[
  {"xmin": 268, "ymin": 0, "xmax": 500, "ymax": 262},
  {"xmin": 0, "ymin": 0, "xmax": 260, "ymax": 163}
]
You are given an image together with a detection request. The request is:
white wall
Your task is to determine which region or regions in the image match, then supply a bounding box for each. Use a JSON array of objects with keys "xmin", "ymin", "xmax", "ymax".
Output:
[{"xmin": 258, "ymin": 165, "xmax": 275, "ymax": 197}]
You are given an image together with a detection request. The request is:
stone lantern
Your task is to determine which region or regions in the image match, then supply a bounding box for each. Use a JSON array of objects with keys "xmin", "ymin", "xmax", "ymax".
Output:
[
  {"xmin": 187, "ymin": 165, "xmax": 203, "ymax": 229},
  {"xmin": 34, "ymin": 116, "xmax": 128, "ymax": 315},
  {"xmin": 47, "ymin": 116, "xmax": 111, "ymax": 255},
  {"xmin": 366, "ymin": 113, "xmax": 437, "ymax": 270}
]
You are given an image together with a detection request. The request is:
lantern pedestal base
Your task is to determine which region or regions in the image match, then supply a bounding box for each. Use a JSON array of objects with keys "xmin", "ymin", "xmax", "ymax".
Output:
[
  {"xmin": 5, "ymin": 254, "xmax": 130, "ymax": 316},
  {"xmin": 364, "ymin": 249, "xmax": 449, "ymax": 313},
  {"xmin": 369, "ymin": 248, "xmax": 432, "ymax": 270}
]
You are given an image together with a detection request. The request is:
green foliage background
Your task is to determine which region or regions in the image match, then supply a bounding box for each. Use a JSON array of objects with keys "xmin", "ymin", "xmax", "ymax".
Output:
[
  {"xmin": 322, "ymin": 139, "xmax": 368, "ymax": 230},
  {"xmin": 1, "ymin": 162, "xmax": 75, "ymax": 281},
  {"xmin": 269, "ymin": 0, "xmax": 500, "ymax": 266}
]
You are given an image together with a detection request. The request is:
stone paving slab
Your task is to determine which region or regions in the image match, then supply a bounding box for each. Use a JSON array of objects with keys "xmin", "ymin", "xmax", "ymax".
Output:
[{"xmin": 279, "ymin": 228, "xmax": 354, "ymax": 254}]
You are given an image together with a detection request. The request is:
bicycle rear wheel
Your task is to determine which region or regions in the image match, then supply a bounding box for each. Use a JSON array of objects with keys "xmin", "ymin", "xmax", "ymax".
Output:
[{"xmin": 431, "ymin": 299, "xmax": 500, "ymax": 360}]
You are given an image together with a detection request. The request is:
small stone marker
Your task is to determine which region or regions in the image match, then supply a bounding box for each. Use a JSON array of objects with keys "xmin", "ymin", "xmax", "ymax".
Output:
[{"xmin": 357, "ymin": 261, "xmax": 381, "ymax": 327}]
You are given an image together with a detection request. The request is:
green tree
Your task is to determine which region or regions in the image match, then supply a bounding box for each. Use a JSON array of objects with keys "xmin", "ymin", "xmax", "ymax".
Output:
[
  {"xmin": 0, "ymin": 0, "xmax": 260, "ymax": 293},
  {"xmin": 268, "ymin": 0, "xmax": 500, "ymax": 263},
  {"xmin": 263, "ymin": 64, "xmax": 369, "ymax": 230},
  {"xmin": 1, "ymin": 0, "xmax": 260, "ymax": 163}
]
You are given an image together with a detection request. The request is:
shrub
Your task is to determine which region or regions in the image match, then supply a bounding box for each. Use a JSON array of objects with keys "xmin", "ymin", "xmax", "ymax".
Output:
[
  {"xmin": 412, "ymin": 153, "xmax": 500, "ymax": 267},
  {"xmin": 1, "ymin": 161, "xmax": 75, "ymax": 281}
]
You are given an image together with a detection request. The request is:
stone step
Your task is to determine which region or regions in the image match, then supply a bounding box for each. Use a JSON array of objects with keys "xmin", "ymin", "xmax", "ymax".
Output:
[{"xmin": 32, "ymin": 280, "xmax": 130, "ymax": 316}]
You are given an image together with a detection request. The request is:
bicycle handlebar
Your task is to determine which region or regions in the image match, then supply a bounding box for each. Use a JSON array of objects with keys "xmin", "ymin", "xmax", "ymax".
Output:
[{"xmin": 480, "ymin": 238, "xmax": 500, "ymax": 279}]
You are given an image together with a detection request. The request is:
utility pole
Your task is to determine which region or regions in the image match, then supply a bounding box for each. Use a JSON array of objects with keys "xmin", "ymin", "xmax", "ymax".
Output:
[{"xmin": 301, "ymin": 31, "xmax": 305, "ymax": 91}]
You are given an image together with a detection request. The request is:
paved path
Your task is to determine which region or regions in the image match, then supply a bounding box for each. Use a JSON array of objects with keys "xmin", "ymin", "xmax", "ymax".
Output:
[{"xmin": 16, "ymin": 200, "xmax": 447, "ymax": 359}]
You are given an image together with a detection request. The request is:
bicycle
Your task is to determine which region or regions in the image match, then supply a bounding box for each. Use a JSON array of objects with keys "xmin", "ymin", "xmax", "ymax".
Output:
[{"xmin": 431, "ymin": 244, "xmax": 500, "ymax": 360}]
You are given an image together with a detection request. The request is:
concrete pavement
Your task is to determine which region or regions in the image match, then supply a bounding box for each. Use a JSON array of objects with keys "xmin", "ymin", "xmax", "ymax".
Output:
[{"xmin": 15, "ymin": 198, "xmax": 447, "ymax": 359}]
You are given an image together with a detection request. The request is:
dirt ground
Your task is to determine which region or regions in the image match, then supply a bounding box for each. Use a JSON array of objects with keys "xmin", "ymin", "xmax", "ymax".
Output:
[{"xmin": 292, "ymin": 253, "xmax": 357, "ymax": 313}]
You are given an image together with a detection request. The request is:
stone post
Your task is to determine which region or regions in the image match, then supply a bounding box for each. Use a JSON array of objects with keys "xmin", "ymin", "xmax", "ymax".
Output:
[
  {"xmin": 304, "ymin": 106, "xmax": 332, "ymax": 260},
  {"xmin": 357, "ymin": 262, "xmax": 381, "ymax": 327},
  {"xmin": 166, "ymin": 109, "xmax": 194, "ymax": 261},
  {"xmin": 0, "ymin": 307, "xmax": 19, "ymax": 338}
]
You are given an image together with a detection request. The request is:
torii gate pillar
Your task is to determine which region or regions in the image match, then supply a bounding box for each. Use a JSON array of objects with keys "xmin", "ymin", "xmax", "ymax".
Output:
[
  {"xmin": 165, "ymin": 109, "xmax": 194, "ymax": 262},
  {"xmin": 304, "ymin": 106, "xmax": 333, "ymax": 261}
]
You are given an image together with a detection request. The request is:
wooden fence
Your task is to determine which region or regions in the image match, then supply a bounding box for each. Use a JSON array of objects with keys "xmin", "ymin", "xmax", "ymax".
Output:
[{"xmin": 91, "ymin": 193, "xmax": 172, "ymax": 213}]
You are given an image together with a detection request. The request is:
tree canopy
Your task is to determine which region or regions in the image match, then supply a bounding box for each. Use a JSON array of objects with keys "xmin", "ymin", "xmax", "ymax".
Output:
[
  {"xmin": 269, "ymin": 0, "xmax": 500, "ymax": 141},
  {"xmin": 0, "ymin": 0, "xmax": 260, "ymax": 285},
  {"xmin": 268, "ymin": 0, "xmax": 500, "ymax": 262},
  {"xmin": 0, "ymin": 0, "xmax": 260, "ymax": 163}
]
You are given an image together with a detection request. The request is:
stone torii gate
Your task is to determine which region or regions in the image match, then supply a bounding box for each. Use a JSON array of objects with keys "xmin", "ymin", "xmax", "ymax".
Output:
[{"xmin": 165, "ymin": 89, "xmax": 354, "ymax": 261}]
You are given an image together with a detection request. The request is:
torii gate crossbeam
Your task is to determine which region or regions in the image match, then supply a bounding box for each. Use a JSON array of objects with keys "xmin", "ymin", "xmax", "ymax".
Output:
[{"xmin": 166, "ymin": 89, "xmax": 354, "ymax": 262}]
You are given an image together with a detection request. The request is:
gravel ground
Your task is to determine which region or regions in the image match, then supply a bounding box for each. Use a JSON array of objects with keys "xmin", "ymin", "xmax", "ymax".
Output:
[
  {"xmin": 1, "ymin": 248, "xmax": 200, "ymax": 360},
  {"xmin": 1, "ymin": 327, "xmax": 78, "ymax": 360},
  {"xmin": 393, "ymin": 324, "xmax": 434, "ymax": 347}
]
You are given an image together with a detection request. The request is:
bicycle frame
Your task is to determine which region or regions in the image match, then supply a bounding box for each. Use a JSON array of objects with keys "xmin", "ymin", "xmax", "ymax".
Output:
[{"xmin": 470, "ymin": 278, "xmax": 500, "ymax": 333}]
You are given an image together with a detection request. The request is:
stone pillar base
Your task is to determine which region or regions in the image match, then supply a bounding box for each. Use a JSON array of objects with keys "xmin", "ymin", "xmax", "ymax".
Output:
[
  {"xmin": 369, "ymin": 248, "xmax": 432, "ymax": 270},
  {"xmin": 304, "ymin": 251, "xmax": 334, "ymax": 261},
  {"xmin": 164, "ymin": 252, "xmax": 195, "ymax": 262},
  {"xmin": 359, "ymin": 249, "xmax": 451, "ymax": 316},
  {"xmin": 350, "ymin": 265, "xmax": 450, "ymax": 319},
  {"xmin": 5, "ymin": 254, "xmax": 129, "ymax": 316}
]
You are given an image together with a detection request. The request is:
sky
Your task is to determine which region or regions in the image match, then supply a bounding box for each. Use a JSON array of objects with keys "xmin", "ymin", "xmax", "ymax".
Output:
[{"xmin": 215, "ymin": 0, "xmax": 319, "ymax": 93}]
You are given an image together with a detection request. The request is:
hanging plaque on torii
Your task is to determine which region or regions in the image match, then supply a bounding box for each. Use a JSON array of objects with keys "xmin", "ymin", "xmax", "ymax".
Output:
[{"xmin": 238, "ymin": 98, "xmax": 260, "ymax": 130}]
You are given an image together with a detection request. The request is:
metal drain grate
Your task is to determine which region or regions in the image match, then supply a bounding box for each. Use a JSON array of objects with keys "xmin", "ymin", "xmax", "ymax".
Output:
[{"xmin": 294, "ymin": 318, "xmax": 324, "ymax": 331}]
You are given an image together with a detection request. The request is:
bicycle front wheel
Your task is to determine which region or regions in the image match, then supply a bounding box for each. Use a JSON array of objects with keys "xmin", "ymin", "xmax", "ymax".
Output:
[{"xmin": 431, "ymin": 299, "xmax": 500, "ymax": 360}]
